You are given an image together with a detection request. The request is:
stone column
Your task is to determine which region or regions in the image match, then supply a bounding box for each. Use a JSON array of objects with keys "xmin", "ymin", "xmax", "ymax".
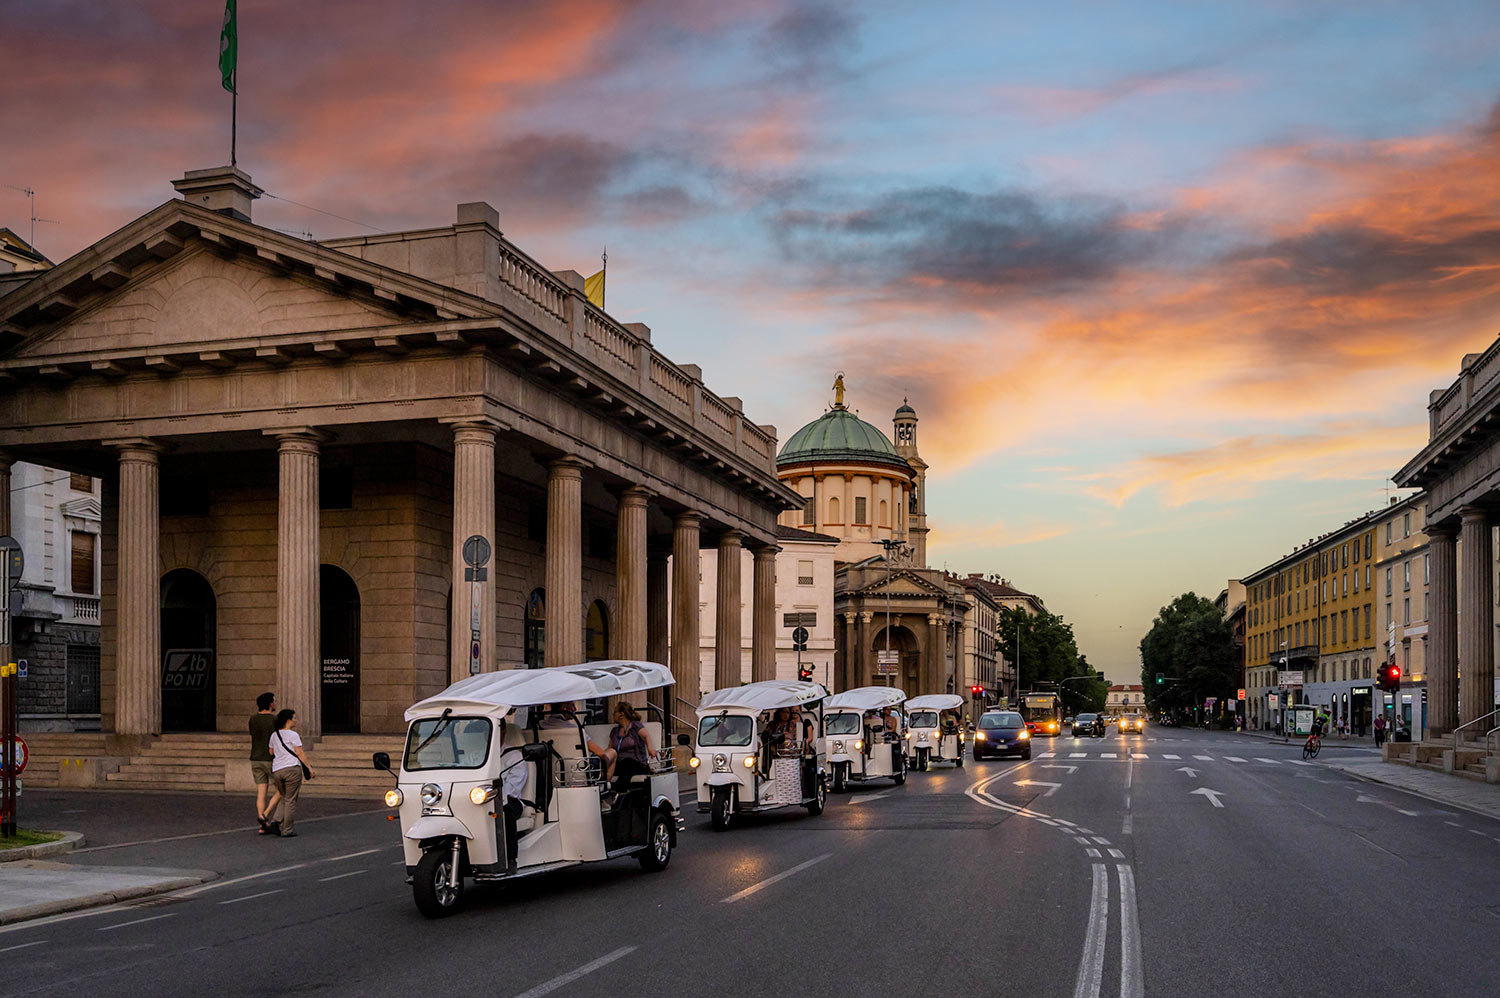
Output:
[
  {"xmin": 1427, "ymin": 523, "xmax": 1458, "ymax": 736},
  {"xmin": 448, "ymin": 420, "xmax": 496, "ymax": 683},
  {"xmin": 647, "ymin": 547, "xmax": 670, "ymax": 715},
  {"xmin": 0, "ymin": 454, "xmax": 11, "ymax": 534},
  {"xmin": 927, "ymin": 613, "xmax": 946, "ymax": 697},
  {"xmin": 840, "ymin": 612, "xmax": 857, "ymax": 692},
  {"xmin": 951, "ymin": 605, "xmax": 966, "ymax": 694},
  {"xmin": 1459, "ymin": 507, "xmax": 1493, "ymax": 729},
  {"xmin": 670, "ymin": 512, "xmax": 702, "ymax": 708},
  {"xmin": 715, "ymin": 531, "xmax": 744, "ymax": 690},
  {"xmin": 751, "ymin": 545, "xmax": 779, "ymax": 682},
  {"xmin": 272, "ymin": 430, "xmax": 324, "ymax": 739},
  {"xmin": 112, "ymin": 440, "xmax": 163, "ymax": 736},
  {"xmin": 545, "ymin": 457, "xmax": 585, "ymax": 669},
  {"xmin": 858, "ymin": 611, "xmax": 874, "ymax": 688},
  {"xmin": 615, "ymin": 488, "xmax": 650, "ymax": 662}
]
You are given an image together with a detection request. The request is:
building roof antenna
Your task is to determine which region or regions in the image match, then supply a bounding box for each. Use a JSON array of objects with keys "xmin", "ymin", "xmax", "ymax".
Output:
[{"xmin": 3, "ymin": 184, "xmax": 60, "ymax": 250}]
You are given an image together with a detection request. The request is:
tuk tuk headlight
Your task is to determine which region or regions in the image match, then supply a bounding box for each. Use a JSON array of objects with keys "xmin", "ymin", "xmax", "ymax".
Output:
[
  {"xmin": 906, "ymin": 731, "xmax": 914, "ymax": 741},
  {"xmin": 384, "ymin": 789, "xmax": 403, "ymax": 808},
  {"xmin": 854, "ymin": 739, "xmax": 863, "ymax": 751},
  {"xmin": 832, "ymin": 739, "xmax": 845, "ymax": 753},
  {"xmin": 689, "ymin": 756, "xmax": 701, "ymax": 769},
  {"xmin": 712, "ymin": 753, "xmax": 729, "ymax": 773},
  {"xmin": 420, "ymin": 783, "xmax": 443, "ymax": 807},
  {"xmin": 469, "ymin": 786, "xmax": 496, "ymax": 806},
  {"xmin": 742, "ymin": 755, "xmax": 756, "ymax": 769}
]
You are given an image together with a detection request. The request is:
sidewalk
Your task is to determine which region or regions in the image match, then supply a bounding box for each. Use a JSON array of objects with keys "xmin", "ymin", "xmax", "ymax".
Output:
[
  {"xmin": 0, "ymin": 861, "xmax": 215, "ymax": 924},
  {"xmin": 1323, "ymin": 758, "xmax": 1500, "ymax": 822}
]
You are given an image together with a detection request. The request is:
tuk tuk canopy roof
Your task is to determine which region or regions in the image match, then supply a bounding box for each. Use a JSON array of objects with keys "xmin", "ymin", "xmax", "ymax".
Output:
[
  {"xmin": 696, "ymin": 680, "xmax": 828, "ymax": 714},
  {"xmin": 404, "ymin": 661, "xmax": 673, "ymax": 721},
  {"xmin": 825, "ymin": 686, "xmax": 908, "ymax": 712},
  {"xmin": 904, "ymin": 694, "xmax": 964, "ymax": 712}
]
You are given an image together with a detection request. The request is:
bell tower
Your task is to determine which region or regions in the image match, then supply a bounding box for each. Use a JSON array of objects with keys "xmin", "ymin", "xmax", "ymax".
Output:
[{"xmin": 894, "ymin": 400, "xmax": 928, "ymax": 566}]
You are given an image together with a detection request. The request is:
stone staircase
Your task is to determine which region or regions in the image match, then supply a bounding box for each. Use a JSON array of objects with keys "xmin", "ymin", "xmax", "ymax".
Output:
[
  {"xmin": 1385, "ymin": 734, "xmax": 1499, "ymax": 783},
  {"xmin": 20, "ymin": 731, "xmax": 402, "ymax": 798}
]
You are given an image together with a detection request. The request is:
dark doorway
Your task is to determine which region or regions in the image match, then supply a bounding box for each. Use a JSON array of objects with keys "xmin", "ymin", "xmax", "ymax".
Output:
[
  {"xmin": 161, "ymin": 569, "xmax": 216, "ymax": 732},
  {"xmin": 525, "ymin": 588, "xmax": 546, "ymax": 669},
  {"xmin": 585, "ymin": 599, "xmax": 609, "ymax": 662},
  {"xmin": 321, "ymin": 565, "xmax": 361, "ymax": 734}
]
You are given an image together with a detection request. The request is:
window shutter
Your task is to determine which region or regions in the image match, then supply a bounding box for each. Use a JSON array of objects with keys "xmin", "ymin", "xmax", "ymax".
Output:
[{"xmin": 71, "ymin": 531, "xmax": 96, "ymax": 595}]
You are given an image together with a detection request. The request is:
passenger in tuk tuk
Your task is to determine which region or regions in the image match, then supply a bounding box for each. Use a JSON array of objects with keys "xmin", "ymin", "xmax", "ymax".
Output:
[
  {"xmin": 495, "ymin": 716, "xmax": 531, "ymax": 872},
  {"xmin": 882, "ymin": 707, "xmax": 901, "ymax": 741},
  {"xmin": 941, "ymin": 711, "xmax": 960, "ymax": 735},
  {"xmin": 605, "ymin": 703, "xmax": 654, "ymax": 791},
  {"xmin": 791, "ymin": 707, "xmax": 816, "ymax": 756}
]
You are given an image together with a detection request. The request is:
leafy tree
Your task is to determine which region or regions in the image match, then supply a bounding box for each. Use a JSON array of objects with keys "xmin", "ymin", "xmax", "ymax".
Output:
[
  {"xmin": 999, "ymin": 606, "xmax": 1081, "ymax": 690},
  {"xmin": 1139, "ymin": 592, "xmax": 1238, "ymax": 712}
]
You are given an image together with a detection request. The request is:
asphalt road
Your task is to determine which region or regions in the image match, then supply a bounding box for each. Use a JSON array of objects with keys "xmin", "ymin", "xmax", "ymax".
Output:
[{"xmin": 4, "ymin": 728, "xmax": 1498, "ymax": 998}]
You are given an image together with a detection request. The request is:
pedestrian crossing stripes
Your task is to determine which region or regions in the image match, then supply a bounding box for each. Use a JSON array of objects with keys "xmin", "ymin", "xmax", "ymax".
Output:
[{"xmin": 1029, "ymin": 750, "xmax": 1328, "ymax": 766}]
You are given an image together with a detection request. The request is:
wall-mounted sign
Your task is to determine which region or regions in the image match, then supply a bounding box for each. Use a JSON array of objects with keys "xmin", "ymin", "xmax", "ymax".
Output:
[
  {"xmin": 161, "ymin": 649, "xmax": 213, "ymax": 690},
  {"xmin": 321, "ymin": 657, "xmax": 354, "ymax": 687}
]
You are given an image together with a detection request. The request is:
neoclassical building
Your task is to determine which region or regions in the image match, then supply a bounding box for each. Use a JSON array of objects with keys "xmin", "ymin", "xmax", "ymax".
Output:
[
  {"xmin": 775, "ymin": 384, "xmax": 964, "ymax": 698},
  {"xmin": 0, "ymin": 166, "xmax": 802, "ymax": 758}
]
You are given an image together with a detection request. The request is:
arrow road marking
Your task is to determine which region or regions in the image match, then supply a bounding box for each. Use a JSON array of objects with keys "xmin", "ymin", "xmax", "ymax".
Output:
[
  {"xmin": 849, "ymin": 791, "xmax": 891, "ymax": 804},
  {"xmin": 1175, "ymin": 766, "xmax": 1199, "ymax": 778},
  {"xmin": 1042, "ymin": 764, "xmax": 1079, "ymax": 774},
  {"xmin": 1016, "ymin": 779, "xmax": 1062, "ymax": 797},
  {"xmin": 1191, "ymin": 787, "xmax": 1225, "ymax": 808}
]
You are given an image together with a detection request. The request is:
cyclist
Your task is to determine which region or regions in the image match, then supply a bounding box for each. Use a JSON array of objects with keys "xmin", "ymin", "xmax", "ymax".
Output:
[{"xmin": 1304, "ymin": 709, "xmax": 1329, "ymax": 759}]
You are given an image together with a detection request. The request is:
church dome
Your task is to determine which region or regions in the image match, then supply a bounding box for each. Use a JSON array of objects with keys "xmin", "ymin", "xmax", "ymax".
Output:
[
  {"xmin": 777, "ymin": 408, "xmax": 912, "ymax": 472},
  {"xmin": 895, "ymin": 402, "xmax": 916, "ymax": 417}
]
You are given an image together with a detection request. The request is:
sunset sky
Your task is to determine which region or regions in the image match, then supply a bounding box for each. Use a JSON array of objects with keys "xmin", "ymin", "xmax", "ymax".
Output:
[{"xmin": 6, "ymin": 0, "xmax": 1500, "ymax": 681}]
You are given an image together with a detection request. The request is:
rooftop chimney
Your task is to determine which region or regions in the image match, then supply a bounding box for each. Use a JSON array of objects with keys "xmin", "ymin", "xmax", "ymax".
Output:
[{"xmin": 172, "ymin": 166, "xmax": 263, "ymax": 222}]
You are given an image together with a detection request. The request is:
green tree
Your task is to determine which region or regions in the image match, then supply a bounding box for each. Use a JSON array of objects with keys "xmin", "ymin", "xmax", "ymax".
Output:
[
  {"xmin": 999, "ymin": 606, "xmax": 1080, "ymax": 691},
  {"xmin": 1139, "ymin": 592, "xmax": 1238, "ymax": 713}
]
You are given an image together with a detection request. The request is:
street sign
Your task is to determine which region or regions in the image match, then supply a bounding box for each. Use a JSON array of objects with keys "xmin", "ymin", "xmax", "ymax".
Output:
[
  {"xmin": 1278, "ymin": 670, "xmax": 1304, "ymax": 687},
  {"xmin": 874, "ymin": 662, "xmax": 899, "ymax": 676},
  {"xmin": 791, "ymin": 626, "xmax": 809, "ymax": 651},
  {"xmin": 877, "ymin": 650, "xmax": 899, "ymax": 665},
  {"xmin": 1236, "ymin": 688, "xmax": 1245, "ymax": 700},
  {"xmin": 461, "ymin": 535, "xmax": 492, "ymax": 568},
  {"xmin": 782, "ymin": 612, "xmax": 817, "ymax": 628},
  {"xmin": 1, "ymin": 736, "xmax": 25, "ymax": 775}
]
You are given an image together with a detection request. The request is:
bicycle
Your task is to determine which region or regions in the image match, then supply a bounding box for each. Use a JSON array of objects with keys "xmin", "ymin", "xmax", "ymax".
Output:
[{"xmin": 1302, "ymin": 732, "xmax": 1321, "ymax": 760}]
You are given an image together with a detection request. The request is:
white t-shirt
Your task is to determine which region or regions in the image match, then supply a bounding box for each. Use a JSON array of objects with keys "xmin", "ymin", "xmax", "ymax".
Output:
[{"xmin": 270, "ymin": 728, "xmax": 303, "ymax": 772}]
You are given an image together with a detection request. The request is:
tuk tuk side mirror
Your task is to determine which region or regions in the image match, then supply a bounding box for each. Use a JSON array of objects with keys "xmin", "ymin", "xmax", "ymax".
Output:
[
  {"xmin": 372, "ymin": 751, "xmax": 392, "ymax": 773},
  {"xmin": 676, "ymin": 733, "xmax": 691, "ymax": 747}
]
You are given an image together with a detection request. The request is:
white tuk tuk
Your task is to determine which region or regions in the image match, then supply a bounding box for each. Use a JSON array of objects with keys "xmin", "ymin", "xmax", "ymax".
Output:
[
  {"xmin": 822, "ymin": 686, "xmax": 908, "ymax": 792},
  {"xmin": 691, "ymin": 680, "xmax": 830, "ymax": 831},
  {"xmin": 905, "ymin": 693, "xmax": 967, "ymax": 770},
  {"xmin": 374, "ymin": 660, "xmax": 682, "ymax": 918}
]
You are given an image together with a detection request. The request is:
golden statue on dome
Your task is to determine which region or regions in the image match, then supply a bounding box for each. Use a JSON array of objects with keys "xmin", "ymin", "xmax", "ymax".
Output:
[{"xmin": 832, "ymin": 371, "xmax": 846, "ymax": 409}]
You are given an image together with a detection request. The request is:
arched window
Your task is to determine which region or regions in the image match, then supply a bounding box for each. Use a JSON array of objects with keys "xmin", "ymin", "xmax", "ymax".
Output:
[
  {"xmin": 828, "ymin": 496, "xmax": 841, "ymax": 523},
  {"xmin": 879, "ymin": 499, "xmax": 888, "ymax": 527},
  {"xmin": 585, "ymin": 599, "xmax": 609, "ymax": 661},
  {"xmin": 525, "ymin": 588, "xmax": 546, "ymax": 669}
]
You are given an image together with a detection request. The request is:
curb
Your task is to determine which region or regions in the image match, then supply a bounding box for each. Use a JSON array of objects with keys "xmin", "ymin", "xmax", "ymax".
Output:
[
  {"xmin": 0, "ymin": 831, "xmax": 85, "ymax": 863},
  {"xmin": 0, "ymin": 868, "xmax": 218, "ymax": 926},
  {"xmin": 1325, "ymin": 762, "xmax": 1500, "ymax": 824}
]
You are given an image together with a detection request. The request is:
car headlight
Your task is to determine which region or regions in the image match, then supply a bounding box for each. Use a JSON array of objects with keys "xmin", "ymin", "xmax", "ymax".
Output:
[
  {"xmin": 384, "ymin": 789, "xmax": 403, "ymax": 808},
  {"xmin": 420, "ymin": 783, "xmax": 443, "ymax": 807},
  {"xmin": 1018, "ymin": 730, "xmax": 1030, "ymax": 739},
  {"xmin": 854, "ymin": 739, "xmax": 864, "ymax": 751},
  {"xmin": 743, "ymin": 755, "xmax": 756, "ymax": 769},
  {"xmin": 833, "ymin": 740, "xmax": 845, "ymax": 753},
  {"xmin": 713, "ymin": 753, "xmax": 729, "ymax": 773},
  {"xmin": 469, "ymin": 786, "xmax": 496, "ymax": 806},
  {"xmin": 974, "ymin": 732, "xmax": 986, "ymax": 741},
  {"xmin": 689, "ymin": 756, "xmax": 701, "ymax": 769}
]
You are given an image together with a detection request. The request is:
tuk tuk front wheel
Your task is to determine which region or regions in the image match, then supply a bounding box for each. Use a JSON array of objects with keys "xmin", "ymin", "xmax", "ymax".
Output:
[
  {"xmin": 917, "ymin": 748, "xmax": 929, "ymax": 772},
  {"xmin": 413, "ymin": 847, "xmax": 464, "ymax": 919},
  {"xmin": 832, "ymin": 763, "xmax": 847, "ymax": 794},
  {"xmin": 893, "ymin": 755, "xmax": 907, "ymax": 786},
  {"xmin": 710, "ymin": 786, "xmax": 735, "ymax": 832},
  {"xmin": 956, "ymin": 751, "xmax": 964, "ymax": 768},
  {"xmin": 639, "ymin": 811, "xmax": 673, "ymax": 871}
]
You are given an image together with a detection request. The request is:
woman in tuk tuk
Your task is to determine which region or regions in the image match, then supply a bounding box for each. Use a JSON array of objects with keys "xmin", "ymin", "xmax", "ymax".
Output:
[{"xmin": 606, "ymin": 703, "xmax": 654, "ymax": 790}]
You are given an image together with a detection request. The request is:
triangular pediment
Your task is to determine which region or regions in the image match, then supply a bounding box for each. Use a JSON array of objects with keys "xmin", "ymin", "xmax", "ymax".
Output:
[
  {"xmin": 849, "ymin": 569, "xmax": 950, "ymax": 599},
  {"xmin": 60, "ymin": 496, "xmax": 101, "ymax": 520},
  {"xmin": 0, "ymin": 199, "xmax": 496, "ymax": 369}
]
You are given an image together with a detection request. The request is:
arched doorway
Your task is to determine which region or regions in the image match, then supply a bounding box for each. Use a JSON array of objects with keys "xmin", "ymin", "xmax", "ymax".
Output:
[
  {"xmin": 524, "ymin": 588, "xmax": 546, "ymax": 669},
  {"xmin": 161, "ymin": 569, "xmax": 216, "ymax": 732},
  {"xmin": 321, "ymin": 565, "xmax": 361, "ymax": 734},
  {"xmin": 585, "ymin": 599, "xmax": 609, "ymax": 662},
  {"xmin": 869, "ymin": 623, "xmax": 920, "ymax": 691}
]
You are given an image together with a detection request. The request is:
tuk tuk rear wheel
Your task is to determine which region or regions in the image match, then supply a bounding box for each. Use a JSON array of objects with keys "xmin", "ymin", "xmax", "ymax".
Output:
[
  {"xmin": 955, "ymin": 752, "xmax": 964, "ymax": 768},
  {"xmin": 917, "ymin": 748, "xmax": 929, "ymax": 772},
  {"xmin": 710, "ymin": 787, "xmax": 735, "ymax": 831},
  {"xmin": 639, "ymin": 811, "xmax": 673, "ymax": 871},
  {"xmin": 413, "ymin": 847, "xmax": 464, "ymax": 919},
  {"xmin": 806, "ymin": 775, "xmax": 826, "ymax": 815}
]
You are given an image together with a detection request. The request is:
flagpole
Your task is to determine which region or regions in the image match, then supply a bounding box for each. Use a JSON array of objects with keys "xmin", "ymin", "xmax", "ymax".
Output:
[
  {"xmin": 231, "ymin": 77, "xmax": 237, "ymax": 167},
  {"xmin": 601, "ymin": 247, "xmax": 607, "ymax": 309}
]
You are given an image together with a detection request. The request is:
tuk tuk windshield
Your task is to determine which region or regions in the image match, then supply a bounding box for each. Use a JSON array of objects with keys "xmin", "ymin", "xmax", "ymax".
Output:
[
  {"xmin": 698, "ymin": 714, "xmax": 753, "ymax": 747},
  {"xmin": 824, "ymin": 712, "xmax": 861, "ymax": 735},
  {"xmin": 403, "ymin": 716, "xmax": 493, "ymax": 771},
  {"xmin": 909, "ymin": 710, "xmax": 939, "ymax": 728}
]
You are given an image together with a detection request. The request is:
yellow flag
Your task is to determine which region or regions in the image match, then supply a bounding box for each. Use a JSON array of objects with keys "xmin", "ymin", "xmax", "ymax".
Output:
[{"xmin": 584, "ymin": 269, "xmax": 605, "ymax": 308}]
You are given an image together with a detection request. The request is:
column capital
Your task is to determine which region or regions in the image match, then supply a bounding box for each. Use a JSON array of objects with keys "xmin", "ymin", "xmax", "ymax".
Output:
[
  {"xmin": 859, "ymin": 611, "xmax": 874, "ymax": 624},
  {"xmin": 1458, "ymin": 505, "xmax": 1492, "ymax": 524},
  {"xmin": 617, "ymin": 485, "xmax": 652, "ymax": 509},
  {"xmin": 1427, "ymin": 520, "xmax": 1459, "ymax": 540},
  {"xmin": 547, "ymin": 454, "xmax": 589, "ymax": 479},
  {"xmin": 444, "ymin": 418, "xmax": 501, "ymax": 446},
  {"xmin": 103, "ymin": 436, "xmax": 167, "ymax": 460},
  {"xmin": 264, "ymin": 427, "xmax": 332, "ymax": 453},
  {"xmin": 674, "ymin": 509, "xmax": 703, "ymax": 528},
  {"xmin": 927, "ymin": 613, "xmax": 941, "ymax": 625},
  {"xmin": 752, "ymin": 544, "xmax": 781, "ymax": 561},
  {"xmin": 717, "ymin": 529, "xmax": 744, "ymax": 549},
  {"xmin": 844, "ymin": 612, "xmax": 859, "ymax": 624}
]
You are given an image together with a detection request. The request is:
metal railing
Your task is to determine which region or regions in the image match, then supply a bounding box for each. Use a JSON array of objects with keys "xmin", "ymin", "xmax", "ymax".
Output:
[{"xmin": 1451, "ymin": 707, "xmax": 1500, "ymax": 754}]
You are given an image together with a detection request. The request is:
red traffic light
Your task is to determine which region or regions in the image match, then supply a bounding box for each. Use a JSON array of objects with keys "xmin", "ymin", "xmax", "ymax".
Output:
[
  {"xmin": 797, "ymin": 666, "xmax": 813, "ymax": 682},
  {"xmin": 970, "ymin": 685, "xmax": 983, "ymax": 696},
  {"xmin": 1389, "ymin": 666, "xmax": 1401, "ymax": 680}
]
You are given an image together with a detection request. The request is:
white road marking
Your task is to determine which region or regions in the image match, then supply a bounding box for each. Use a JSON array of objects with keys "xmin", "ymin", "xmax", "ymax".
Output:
[
  {"xmin": 1070, "ymin": 752, "xmax": 1087, "ymax": 758},
  {"xmin": 1074, "ymin": 836, "xmax": 1091, "ymax": 845},
  {"xmin": 1470, "ymin": 829, "xmax": 1488, "ymax": 836},
  {"xmin": 1072, "ymin": 863, "xmax": 1109, "ymax": 998},
  {"xmin": 1077, "ymin": 828, "xmax": 1095, "ymax": 835},
  {"xmin": 1101, "ymin": 752, "xmax": 1117, "ymax": 759},
  {"xmin": 1039, "ymin": 752, "xmax": 1055, "ymax": 758},
  {"xmin": 849, "ymin": 791, "xmax": 891, "ymax": 804},
  {"xmin": 322, "ymin": 847, "xmax": 382, "ymax": 862},
  {"xmin": 0, "ymin": 940, "xmax": 47, "ymax": 954},
  {"xmin": 1224, "ymin": 756, "xmax": 1246, "ymax": 763},
  {"xmin": 1255, "ymin": 758, "xmax": 1280, "ymax": 764},
  {"xmin": 1288, "ymin": 760, "xmax": 1313, "ymax": 766},
  {"xmin": 1043, "ymin": 765, "xmax": 1079, "ymax": 774},
  {"xmin": 1091, "ymin": 836, "xmax": 1111, "ymax": 844},
  {"xmin": 219, "ymin": 889, "xmax": 284, "ymax": 905},
  {"xmin": 1016, "ymin": 779, "xmax": 1062, "ymax": 797},
  {"xmin": 1125, "ymin": 759, "xmax": 1134, "ymax": 790},
  {"xmin": 318, "ymin": 869, "xmax": 367, "ymax": 882},
  {"xmin": 1119, "ymin": 865, "xmax": 1145, "ymax": 998},
  {"xmin": 172, "ymin": 863, "xmax": 307, "ymax": 898},
  {"xmin": 1162, "ymin": 754, "xmax": 1180, "ymax": 760},
  {"xmin": 1085, "ymin": 848, "xmax": 1101, "ymax": 857},
  {"xmin": 512, "ymin": 946, "xmax": 639, "ymax": 998},
  {"xmin": 1191, "ymin": 787, "xmax": 1226, "ymax": 808},
  {"xmin": 720, "ymin": 854, "xmax": 833, "ymax": 904},
  {"xmin": 72, "ymin": 809, "xmax": 386, "ymax": 854},
  {"xmin": 98, "ymin": 913, "xmax": 175, "ymax": 932},
  {"xmin": 1193, "ymin": 755, "xmax": 1213, "ymax": 761},
  {"xmin": 1175, "ymin": 766, "xmax": 1199, "ymax": 778},
  {"xmin": 1108, "ymin": 848, "xmax": 1125, "ymax": 859},
  {"xmin": 1122, "ymin": 813, "xmax": 1134, "ymax": 835},
  {"xmin": 1132, "ymin": 753, "xmax": 1148, "ymax": 759},
  {"xmin": 1445, "ymin": 821, "xmax": 1464, "ymax": 828}
]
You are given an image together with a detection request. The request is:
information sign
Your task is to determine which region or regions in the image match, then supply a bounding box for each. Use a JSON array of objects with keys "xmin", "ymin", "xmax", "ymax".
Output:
[
  {"xmin": 1278, "ymin": 670, "xmax": 1304, "ymax": 687},
  {"xmin": 874, "ymin": 661, "xmax": 899, "ymax": 676}
]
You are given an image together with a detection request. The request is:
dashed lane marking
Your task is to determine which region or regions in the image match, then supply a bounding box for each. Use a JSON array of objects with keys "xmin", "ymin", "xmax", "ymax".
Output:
[
  {"xmin": 319, "ymin": 869, "xmax": 368, "ymax": 882},
  {"xmin": 98, "ymin": 913, "xmax": 175, "ymax": 932},
  {"xmin": 1162, "ymin": 754, "xmax": 1181, "ymax": 760},
  {"xmin": 720, "ymin": 854, "xmax": 833, "ymax": 904},
  {"xmin": 1085, "ymin": 848, "xmax": 1101, "ymax": 858},
  {"xmin": 1255, "ymin": 758, "xmax": 1280, "ymax": 764},
  {"xmin": 219, "ymin": 889, "xmax": 284, "ymax": 905},
  {"xmin": 1108, "ymin": 848, "xmax": 1125, "ymax": 859},
  {"xmin": 1070, "ymin": 752, "xmax": 1087, "ymax": 758},
  {"xmin": 1193, "ymin": 755, "xmax": 1213, "ymax": 761},
  {"xmin": 512, "ymin": 946, "xmax": 639, "ymax": 998},
  {"xmin": 1101, "ymin": 753, "xmax": 1117, "ymax": 759},
  {"xmin": 0, "ymin": 940, "xmax": 47, "ymax": 954},
  {"xmin": 1224, "ymin": 756, "xmax": 1246, "ymax": 762},
  {"xmin": 1132, "ymin": 753, "xmax": 1148, "ymax": 759}
]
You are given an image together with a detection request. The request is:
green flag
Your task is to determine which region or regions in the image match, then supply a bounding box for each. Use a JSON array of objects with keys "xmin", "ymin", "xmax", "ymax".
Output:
[{"xmin": 219, "ymin": 0, "xmax": 237, "ymax": 93}]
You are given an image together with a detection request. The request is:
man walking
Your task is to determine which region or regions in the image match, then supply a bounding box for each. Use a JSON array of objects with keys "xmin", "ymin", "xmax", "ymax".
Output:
[
  {"xmin": 1374, "ymin": 713, "xmax": 1386, "ymax": 748},
  {"xmin": 250, "ymin": 692, "xmax": 277, "ymax": 831}
]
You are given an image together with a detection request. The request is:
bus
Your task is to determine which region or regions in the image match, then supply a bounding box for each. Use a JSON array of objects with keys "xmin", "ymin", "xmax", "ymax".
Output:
[{"xmin": 1019, "ymin": 692, "xmax": 1064, "ymax": 736}]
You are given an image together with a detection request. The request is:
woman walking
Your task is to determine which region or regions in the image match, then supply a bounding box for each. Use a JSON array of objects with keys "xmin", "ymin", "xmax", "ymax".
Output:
[{"xmin": 267, "ymin": 709, "xmax": 314, "ymax": 837}]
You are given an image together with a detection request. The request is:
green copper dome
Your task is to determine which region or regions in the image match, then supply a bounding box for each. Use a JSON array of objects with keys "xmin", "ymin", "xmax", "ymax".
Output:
[{"xmin": 777, "ymin": 408, "xmax": 912, "ymax": 472}]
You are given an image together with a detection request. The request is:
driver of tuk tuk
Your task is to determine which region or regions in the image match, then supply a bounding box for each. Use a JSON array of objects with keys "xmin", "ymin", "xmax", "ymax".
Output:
[
  {"xmin": 940, "ymin": 711, "xmax": 959, "ymax": 735},
  {"xmin": 862, "ymin": 711, "xmax": 879, "ymax": 756},
  {"xmin": 496, "ymin": 716, "xmax": 531, "ymax": 871}
]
